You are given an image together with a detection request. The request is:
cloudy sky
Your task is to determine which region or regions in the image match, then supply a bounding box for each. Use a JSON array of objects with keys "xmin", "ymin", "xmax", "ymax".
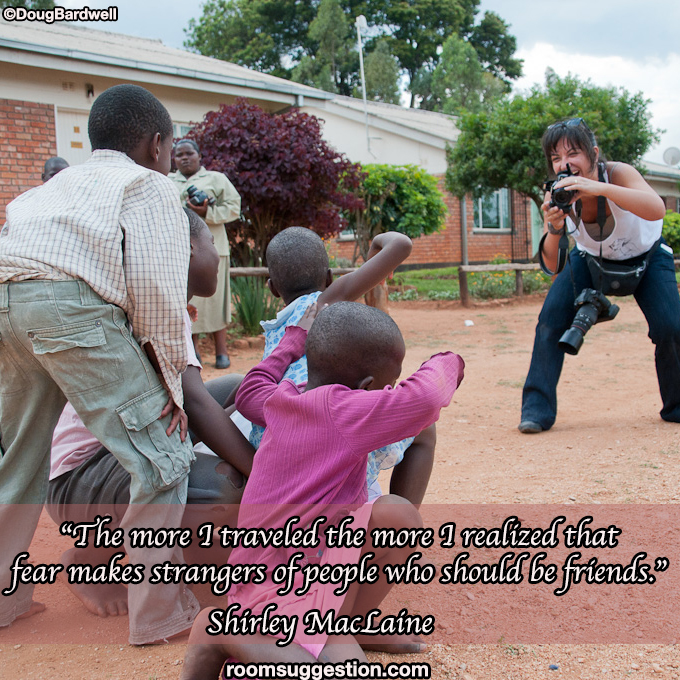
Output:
[{"xmin": 65, "ymin": 0, "xmax": 679, "ymax": 163}]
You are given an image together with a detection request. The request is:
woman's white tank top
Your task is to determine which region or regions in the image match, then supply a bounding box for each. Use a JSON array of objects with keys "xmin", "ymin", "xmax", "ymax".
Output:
[{"xmin": 566, "ymin": 168, "xmax": 662, "ymax": 260}]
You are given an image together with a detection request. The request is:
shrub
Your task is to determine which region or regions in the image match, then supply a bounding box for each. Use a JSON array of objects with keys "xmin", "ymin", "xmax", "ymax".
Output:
[
  {"xmin": 662, "ymin": 210, "xmax": 680, "ymax": 254},
  {"xmin": 427, "ymin": 290, "xmax": 459, "ymax": 301},
  {"xmin": 185, "ymin": 99, "xmax": 364, "ymax": 264},
  {"xmin": 231, "ymin": 277, "xmax": 281, "ymax": 336},
  {"xmin": 389, "ymin": 288, "xmax": 419, "ymax": 301}
]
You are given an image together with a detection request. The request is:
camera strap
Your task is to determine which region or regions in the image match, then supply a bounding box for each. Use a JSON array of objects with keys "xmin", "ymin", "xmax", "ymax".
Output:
[{"xmin": 595, "ymin": 163, "xmax": 608, "ymax": 292}]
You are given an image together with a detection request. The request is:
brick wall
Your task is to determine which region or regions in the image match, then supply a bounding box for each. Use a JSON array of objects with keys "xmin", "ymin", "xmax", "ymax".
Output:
[
  {"xmin": 331, "ymin": 176, "xmax": 533, "ymax": 267},
  {"xmin": 0, "ymin": 99, "xmax": 57, "ymax": 223}
]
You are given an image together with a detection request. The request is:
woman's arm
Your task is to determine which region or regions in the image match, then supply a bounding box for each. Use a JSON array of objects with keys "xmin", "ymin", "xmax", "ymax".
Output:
[
  {"xmin": 554, "ymin": 162, "xmax": 666, "ymax": 221},
  {"xmin": 539, "ymin": 191, "xmax": 569, "ymax": 274},
  {"xmin": 207, "ymin": 173, "xmax": 241, "ymax": 225}
]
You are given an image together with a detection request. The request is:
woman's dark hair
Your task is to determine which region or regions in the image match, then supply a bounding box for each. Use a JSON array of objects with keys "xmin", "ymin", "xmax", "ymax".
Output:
[
  {"xmin": 541, "ymin": 118, "xmax": 600, "ymax": 176},
  {"xmin": 174, "ymin": 139, "xmax": 201, "ymax": 154}
]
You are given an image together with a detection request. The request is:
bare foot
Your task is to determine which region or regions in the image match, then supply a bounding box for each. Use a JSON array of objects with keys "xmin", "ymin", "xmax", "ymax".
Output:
[
  {"xmin": 16, "ymin": 600, "xmax": 46, "ymax": 620},
  {"xmin": 60, "ymin": 548, "xmax": 128, "ymax": 618},
  {"xmin": 357, "ymin": 632, "xmax": 426, "ymax": 654}
]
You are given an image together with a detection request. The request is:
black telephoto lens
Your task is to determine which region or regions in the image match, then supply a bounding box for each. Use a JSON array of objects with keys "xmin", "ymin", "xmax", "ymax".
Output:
[{"xmin": 558, "ymin": 302, "xmax": 600, "ymax": 355}]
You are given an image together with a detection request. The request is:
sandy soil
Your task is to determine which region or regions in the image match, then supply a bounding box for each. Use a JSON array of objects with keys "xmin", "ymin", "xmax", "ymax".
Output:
[{"xmin": 2, "ymin": 295, "xmax": 680, "ymax": 679}]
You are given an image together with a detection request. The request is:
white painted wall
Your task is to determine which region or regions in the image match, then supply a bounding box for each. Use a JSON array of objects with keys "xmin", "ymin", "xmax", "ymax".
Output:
[{"xmin": 304, "ymin": 106, "xmax": 448, "ymax": 173}]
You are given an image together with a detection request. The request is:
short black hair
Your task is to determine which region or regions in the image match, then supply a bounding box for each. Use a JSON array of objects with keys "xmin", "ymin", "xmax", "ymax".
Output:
[
  {"xmin": 183, "ymin": 206, "xmax": 208, "ymax": 240},
  {"xmin": 306, "ymin": 301, "xmax": 404, "ymax": 387},
  {"xmin": 266, "ymin": 227, "xmax": 329, "ymax": 302},
  {"xmin": 542, "ymin": 118, "xmax": 600, "ymax": 176},
  {"xmin": 88, "ymin": 84, "xmax": 173, "ymax": 153},
  {"xmin": 43, "ymin": 156, "xmax": 69, "ymax": 173},
  {"xmin": 174, "ymin": 139, "xmax": 201, "ymax": 153}
]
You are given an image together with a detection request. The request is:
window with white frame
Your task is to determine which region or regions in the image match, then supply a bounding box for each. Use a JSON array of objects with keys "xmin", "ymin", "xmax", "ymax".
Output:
[
  {"xmin": 473, "ymin": 188, "xmax": 512, "ymax": 230},
  {"xmin": 173, "ymin": 123, "xmax": 193, "ymax": 139}
]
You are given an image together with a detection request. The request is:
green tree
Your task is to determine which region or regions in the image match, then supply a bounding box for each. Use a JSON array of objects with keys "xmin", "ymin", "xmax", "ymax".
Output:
[
  {"xmin": 446, "ymin": 73, "xmax": 662, "ymax": 211},
  {"xmin": 291, "ymin": 0, "xmax": 359, "ymax": 95},
  {"xmin": 362, "ymin": 40, "xmax": 401, "ymax": 104},
  {"xmin": 469, "ymin": 11, "xmax": 522, "ymax": 84},
  {"xmin": 185, "ymin": 0, "xmax": 522, "ymax": 108},
  {"xmin": 0, "ymin": 0, "xmax": 54, "ymax": 6},
  {"xmin": 428, "ymin": 34, "xmax": 506, "ymax": 115},
  {"xmin": 348, "ymin": 164, "xmax": 447, "ymax": 262},
  {"xmin": 184, "ymin": 0, "xmax": 317, "ymax": 79}
]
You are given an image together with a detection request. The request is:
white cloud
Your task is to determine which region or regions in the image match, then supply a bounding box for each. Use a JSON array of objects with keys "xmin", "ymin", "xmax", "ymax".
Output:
[{"xmin": 514, "ymin": 43, "xmax": 680, "ymax": 163}]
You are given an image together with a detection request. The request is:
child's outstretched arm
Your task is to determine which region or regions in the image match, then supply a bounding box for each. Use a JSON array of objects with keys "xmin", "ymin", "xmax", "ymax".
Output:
[
  {"xmin": 318, "ymin": 231, "xmax": 412, "ymax": 306},
  {"xmin": 182, "ymin": 367, "xmax": 255, "ymax": 476},
  {"xmin": 330, "ymin": 351, "xmax": 464, "ymax": 456},
  {"xmin": 235, "ymin": 304, "xmax": 318, "ymax": 426}
]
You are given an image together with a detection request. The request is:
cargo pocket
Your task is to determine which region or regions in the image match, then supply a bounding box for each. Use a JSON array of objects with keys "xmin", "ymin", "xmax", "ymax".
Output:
[
  {"xmin": 28, "ymin": 318, "xmax": 122, "ymax": 392},
  {"xmin": 116, "ymin": 385, "xmax": 194, "ymax": 492}
]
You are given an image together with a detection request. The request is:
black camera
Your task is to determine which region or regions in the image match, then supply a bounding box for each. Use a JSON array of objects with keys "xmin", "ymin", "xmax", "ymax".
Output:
[
  {"xmin": 543, "ymin": 163, "xmax": 577, "ymax": 213},
  {"xmin": 186, "ymin": 184, "xmax": 215, "ymax": 207},
  {"xmin": 558, "ymin": 288, "xmax": 620, "ymax": 355}
]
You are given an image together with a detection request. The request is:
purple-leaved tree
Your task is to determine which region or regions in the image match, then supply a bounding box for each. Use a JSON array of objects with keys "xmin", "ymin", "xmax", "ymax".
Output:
[{"xmin": 186, "ymin": 98, "xmax": 364, "ymax": 264}]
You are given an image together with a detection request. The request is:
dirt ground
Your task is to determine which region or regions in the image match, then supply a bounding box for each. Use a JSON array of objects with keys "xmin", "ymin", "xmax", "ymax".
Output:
[{"xmin": 2, "ymin": 295, "xmax": 680, "ymax": 679}]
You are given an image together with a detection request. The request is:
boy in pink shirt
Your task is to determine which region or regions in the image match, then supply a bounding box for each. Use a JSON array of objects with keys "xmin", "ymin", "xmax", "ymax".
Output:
[{"xmin": 181, "ymin": 301, "xmax": 464, "ymax": 677}]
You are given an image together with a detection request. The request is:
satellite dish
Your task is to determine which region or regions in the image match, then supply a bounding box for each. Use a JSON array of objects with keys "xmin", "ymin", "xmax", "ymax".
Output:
[{"xmin": 663, "ymin": 147, "xmax": 680, "ymax": 166}]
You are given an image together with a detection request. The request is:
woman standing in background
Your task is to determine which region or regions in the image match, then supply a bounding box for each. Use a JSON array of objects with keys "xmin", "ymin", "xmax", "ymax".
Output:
[{"xmin": 171, "ymin": 139, "xmax": 241, "ymax": 369}]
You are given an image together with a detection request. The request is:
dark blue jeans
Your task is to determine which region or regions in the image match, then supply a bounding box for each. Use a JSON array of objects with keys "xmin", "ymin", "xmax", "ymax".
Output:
[{"xmin": 521, "ymin": 241, "xmax": 680, "ymax": 429}]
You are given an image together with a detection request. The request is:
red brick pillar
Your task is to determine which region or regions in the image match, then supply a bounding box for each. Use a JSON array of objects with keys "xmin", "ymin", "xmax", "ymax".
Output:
[{"xmin": 0, "ymin": 99, "xmax": 57, "ymax": 223}]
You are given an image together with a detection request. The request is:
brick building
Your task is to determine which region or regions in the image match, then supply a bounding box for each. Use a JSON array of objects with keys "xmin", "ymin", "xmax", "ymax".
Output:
[
  {"xmin": 1, "ymin": 19, "xmax": 677, "ymax": 266},
  {"xmin": 0, "ymin": 100, "xmax": 57, "ymax": 219}
]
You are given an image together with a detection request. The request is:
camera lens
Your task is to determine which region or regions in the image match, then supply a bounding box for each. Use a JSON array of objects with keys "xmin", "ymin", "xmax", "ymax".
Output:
[
  {"xmin": 558, "ymin": 302, "xmax": 600, "ymax": 355},
  {"xmin": 559, "ymin": 327, "xmax": 584, "ymax": 355}
]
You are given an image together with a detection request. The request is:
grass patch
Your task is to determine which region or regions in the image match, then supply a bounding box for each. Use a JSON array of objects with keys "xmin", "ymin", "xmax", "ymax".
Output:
[
  {"xmin": 390, "ymin": 266, "xmax": 551, "ymax": 301},
  {"xmin": 497, "ymin": 379, "xmax": 524, "ymax": 389}
]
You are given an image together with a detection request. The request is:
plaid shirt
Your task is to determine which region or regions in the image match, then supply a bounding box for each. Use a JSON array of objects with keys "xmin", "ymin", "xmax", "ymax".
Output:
[{"xmin": 0, "ymin": 150, "xmax": 190, "ymax": 407}]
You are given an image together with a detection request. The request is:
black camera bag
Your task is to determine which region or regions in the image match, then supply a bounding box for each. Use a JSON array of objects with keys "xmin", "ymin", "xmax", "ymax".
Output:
[{"xmin": 582, "ymin": 239, "xmax": 661, "ymax": 296}]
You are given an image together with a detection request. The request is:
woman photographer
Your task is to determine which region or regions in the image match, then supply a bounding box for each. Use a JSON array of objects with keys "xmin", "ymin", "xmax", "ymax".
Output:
[
  {"xmin": 519, "ymin": 117, "xmax": 679, "ymax": 433},
  {"xmin": 170, "ymin": 139, "xmax": 241, "ymax": 369}
]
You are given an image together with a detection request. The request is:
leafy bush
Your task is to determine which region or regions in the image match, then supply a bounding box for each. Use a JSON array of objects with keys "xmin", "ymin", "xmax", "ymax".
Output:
[
  {"xmin": 389, "ymin": 288, "xmax": 419, "ymax": 301},
  {"xmin": 427, "ymin": 290, "xmax": 459, "ymax": 300},
  {"xmin": 348, "ymin": 164, "xmax": 447, "ymax": 262},
  {"xmin": 662, "ymin": 211, "xmax": 680, "ymax": 254},
  {"xmin": 231, "ymin": 277, "xmax": 281, "ymax": 336},
  {"xmin": 469, "ymin": 271, "xmax": 515, "ymax": 299},
  {"xmin": 185, "ymin": 99, "xmax": 364, "ymax": 264}
]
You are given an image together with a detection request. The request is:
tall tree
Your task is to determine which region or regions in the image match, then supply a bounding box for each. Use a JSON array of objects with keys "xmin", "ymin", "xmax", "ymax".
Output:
[
  {"xmin": 292, "ymin": 0, "xmax": 359, "ymax": 95},
  {"xmin": 446, "ymin": 73, "xmax": 662, "ymax": 211},
  {"xmin": 185, "ymin": 99, "xmax": 364, "ymax": 264},
  {"xmin": 469, "ymin": 11, "xmax": 522, "ymax": 84},
  {"xmin": 0, "ymin": 0, "xmax": 54, "ymax": 6},
  {"xmin": 427, "ymin": 34, "xmax": 506, "ymax": 114},
  {"xmin": 362, "ymin": 40, "xmax": 401, "ymax": 104},
  {"xmin": 184, "ymin": 0, "xmax": 316, "ymax": 79},
  {"xmin": 185, "ymin": 0, "xmax": 522, "ymax": 108},
  {"xmin": 372, "ymin": 0, "xmax": 476, "ymax": 106}
]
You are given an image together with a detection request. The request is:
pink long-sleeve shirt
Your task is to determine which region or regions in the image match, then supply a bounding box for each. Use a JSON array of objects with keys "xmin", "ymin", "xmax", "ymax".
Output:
[{"xmin": 232, "ymin": 324, "xmax": 464, "ymax": 551}]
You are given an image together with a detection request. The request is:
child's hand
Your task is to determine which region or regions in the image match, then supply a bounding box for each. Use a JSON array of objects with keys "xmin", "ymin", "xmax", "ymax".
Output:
[
  {"xmin": 187, "ymin": 303, "xmax": 198, "ymax": 322},
  {"xmin": 296, "ymin": 302, "xmax": 325, "ymax": 332}
]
